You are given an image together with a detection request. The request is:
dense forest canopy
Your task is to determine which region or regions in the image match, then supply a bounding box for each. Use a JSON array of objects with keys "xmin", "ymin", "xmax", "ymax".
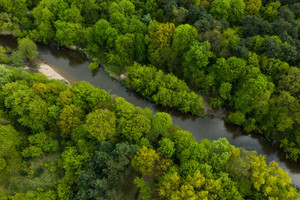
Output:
[
  {"xmin": 0, "ymin": 0, "xmax": 300, "ymax": 199},
  {"xmin": 0, "ymin": 65, "xmax": 299, "ymax": 199},
  {"xmin": 0, "ymin": 0, "xmax": 299, "ymax": 162}
]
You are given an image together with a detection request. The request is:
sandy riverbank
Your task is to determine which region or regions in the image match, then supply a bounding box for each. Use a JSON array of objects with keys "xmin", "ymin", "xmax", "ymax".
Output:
[{"xmin": 25, "ymin": 59, "xmax": 70, "ymax": 84}]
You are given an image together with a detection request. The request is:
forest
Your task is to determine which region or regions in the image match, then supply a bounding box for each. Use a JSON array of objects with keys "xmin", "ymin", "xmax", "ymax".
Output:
[
  {"xmin": 0, "ymin": 65, "xmax": 299, "ymax": 199},
  {"xmin": 0, "ymin": 0, "xmax": 300, "ymax": 199},
  {"xmin": 0, "ymin": 0, "xmax": 299, "ymax": 162}
]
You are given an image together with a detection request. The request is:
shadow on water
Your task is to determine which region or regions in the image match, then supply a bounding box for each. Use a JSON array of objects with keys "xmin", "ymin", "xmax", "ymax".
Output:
[{"xmin": 1, "ymin": 35, "xmax": 299, "ymax": 186}]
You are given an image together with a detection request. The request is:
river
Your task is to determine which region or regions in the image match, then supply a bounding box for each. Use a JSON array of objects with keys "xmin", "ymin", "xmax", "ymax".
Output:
[{"xmin": 1, "ymin": 35, "xmax": 299, "ymax": 186}]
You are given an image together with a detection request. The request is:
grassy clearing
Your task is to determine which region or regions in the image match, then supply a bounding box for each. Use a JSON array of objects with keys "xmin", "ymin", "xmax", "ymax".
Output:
[{"xmin": 0, "ymin": 154, "xmax": 60, "ymax": 195}]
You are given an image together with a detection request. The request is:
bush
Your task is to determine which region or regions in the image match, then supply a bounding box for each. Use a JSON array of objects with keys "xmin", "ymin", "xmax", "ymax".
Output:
[{"xmin": 88, "ymin": 62, "xmax": 99, "ymax": 70}]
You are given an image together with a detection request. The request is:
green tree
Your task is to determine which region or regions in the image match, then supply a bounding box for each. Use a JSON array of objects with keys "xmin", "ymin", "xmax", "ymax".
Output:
[
  {"xmin": 231, "ymin": 68, "xmax": 274, "ymax": 114},
  {"xmin": 117, "ymin": 114, "xmax": 151, "ymax": 143},
  {"xmin": 131, "ymin": 146, "xmax": 172, "ymax": 178},
  {"xmin": 183, "ymin": 40, "xmax": 213, "ymax": 79},
  {"xmin": 210, "ymin": 57, "xmax": 246, "ymax": 84},
  {"xmin": 0, "ymin": 125, "xmax": 21, "ymax": 173},
  {"xmin": 209, "ymin": 0, "xmax": 230, "ymax": 20},
  {"xmin": 150, "ymin": 112, "xmax": 172, "ymax": 141},
  {"xmin": 245, "ymin": 0, "xmax": 262, "ymax": 15},
  {"xmin": 57, "ymin": 104, "xmax": 85, "ymax": 135},
  {"xmin": 17, "ymin": 38, "xmax": 38, "ymax": 61},
  {"xmin": 54, "ymin": 21, "xmax": 84, "ymax": 46},
  {"xmin": 229, "ymin": 0, "xmax": 246, "ymax": 23},
  {"xmin": 115, "ymin": 33, "xmax": 135, "ymax": 66},
  {"xmin": 85, "ymin": 109, "xmax": 117, "ymax": 142},
  {"xmin": 157, "ymin": 138, "xmax": 175, "ymax": 158},
  {"xmin": 172, "ymin": 24, "xmax": 198, "ymax": 54},
  {"xmin": 72, "ymin": 81, "xmax": 111, "ymax": 112},
  {"xmin": 75, "ymin": 141, "xmax": 137, "ymax": 200}
]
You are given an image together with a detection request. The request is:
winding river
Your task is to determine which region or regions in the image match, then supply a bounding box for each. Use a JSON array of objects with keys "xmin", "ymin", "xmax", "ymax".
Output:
[{"xmin": 1, "ymin": 35, "xmax": 299, "ymax": 186}]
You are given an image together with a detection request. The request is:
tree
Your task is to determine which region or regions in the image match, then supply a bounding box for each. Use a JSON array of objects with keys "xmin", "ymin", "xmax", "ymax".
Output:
[
  {"xmin": 114, "ymin": 97, "xmax": 136, "ymax": 119},
  {"xmin": 183, "ymin": 41, "xmax": 213, "ymax": 79},
  {"xmin": 209, "ymin": 0, "xmax": 230, "ymax": 20},
  {"xmin": 57, "ymin": 104, "xmax": 85, "ymax": 135},
  {"xmin": 0, "ymin": 65, "xmax": 12, "ymax": 88},
  {"xmin": 242, "ymin": 16, "xmax": 271, "ymax": 37},
  {"xmin": 157, "ymin": 138, "xmax": 175, "ymax": 158},
  {"xmin": 134, "ymin": 33, "xmax": 146, "ymax": 62},
  {"xmin": 150, "ymin": 112, "xmax": 172, "ymax": 141},
  {"xmin": 219, "ymin": 82, "xmax": 232, "ymax": 100},
  {"xmin": 278, "ymin": 67, "xmax": 300, "ymax": 97},
  {"xmin": 262, "ymin": 37, "xmax": 281, "ymax": 59},
  {"xmin": 0, "ymin": 46, "xmax": 9, "ymax": 64},
  {"xmin": 75, "ymin": 141, "xmax": 137, "ymax": 200},
  {"xmin": 0, "ymin": 125, "xmax": 21, "ymax": 173},
  {"xmin": 131, "ymin": 146, "xmax": 172, "ymax": 178},
  {"xmin": 250, "ymin": 155, "xmax": 296, "ymax": 199},
  {"xmin": 17, "ymin": 38, "xmax": 38, "ymax": 61},
  {"xmin": 134, "ymin": 177, "xmax": 153, "ymax": 200},
  {"xmin": 30, "ymin": 0, "xmax": 55, "ymax": 44},
  {"xmin": 84, "ymin": 109, "xmax": 117, "ymax": 142},
  {"xmin": 3, "ymin": 83, "xmax": 49, "ymax": 132},
  {"xmin": 231, "ymin": 68, "xmax": 274, "ymax": 114},
  {"xmin": 117, "ymin": 114, "xmax": 151, "ymax": 143},
  {"xmin": 228, "ymin": 0, "xmax": 245, "ymax": 23},
  {"xmin": 261, "ymin": 1, "xmax": 281, "ymax": 22},
  {"xmin": 209, "ymin": 138, "xmax": 232, "ymax": 172},
  {"xmin": 54, "ymin": 21, "xmax": 84, "ymax": 47},
  {"xmin": 115, "ymin": 33, "xmax": 135, "ymax": 66},
  {"xmin": 72, "ymin": 81, "xmax": 111, "ymax": 112},
  {"xmin": 245, "ymin": 0, "xmax": 262, "ymax": 15},
  {"xmin": 172, "ymin": 24, "xmax": 198, "ymax": 54},
  {"xmin": 210, "ymin": 57, "xmax": 246, "ymax": 84},
  {"xmin": 0, "ymin": 0, "xmax": 28, "ymax": 18},
  {"xmin": 93, "ymin": 19, "xmax": 111, "ymax": 46}
]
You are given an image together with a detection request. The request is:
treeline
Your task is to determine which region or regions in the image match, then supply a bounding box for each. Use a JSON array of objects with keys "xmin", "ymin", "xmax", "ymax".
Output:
[
  {"xmin": 0, "ymin": 65, "xmax": 299, "ymax": 199},
  {"xmin": 0, "ymin": 0, "xmax": 300, "ymax": 161},
  {"xmin": 124, "ymin": 63, "xmax": 204, "ymax": 116}
]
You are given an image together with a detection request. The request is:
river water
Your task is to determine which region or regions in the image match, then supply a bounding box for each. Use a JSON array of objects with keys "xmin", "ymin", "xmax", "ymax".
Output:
[{"xmin": 1, "ymin": 35, "xmax": 299, "ymax": 186}]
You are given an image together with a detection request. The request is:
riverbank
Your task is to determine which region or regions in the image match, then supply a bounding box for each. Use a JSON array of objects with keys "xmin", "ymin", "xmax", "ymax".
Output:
[{"xmin": 24, "ymin": 59, "xmax": 70, "ymax": 84}]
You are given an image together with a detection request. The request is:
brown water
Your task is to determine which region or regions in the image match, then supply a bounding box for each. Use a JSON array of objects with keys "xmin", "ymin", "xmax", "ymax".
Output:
[{"xmin": 1, "ymin": 35, "xmax": 299, "ymax": 186}]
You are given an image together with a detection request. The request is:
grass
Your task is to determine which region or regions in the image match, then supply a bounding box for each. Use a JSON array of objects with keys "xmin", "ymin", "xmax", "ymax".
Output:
[{"xmin": 0, "ymin": 154, "xmax": 60, "ymax": 195}]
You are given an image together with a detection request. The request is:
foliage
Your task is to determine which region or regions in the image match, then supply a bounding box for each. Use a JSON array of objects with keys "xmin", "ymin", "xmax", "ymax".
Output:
[
  {"xmin": 0, "ymin": 66, "xmax": 297, "ymax": 199},
  {"xmin": 124, "ymin": 63, "xmax": 204, "ymax": 116}
]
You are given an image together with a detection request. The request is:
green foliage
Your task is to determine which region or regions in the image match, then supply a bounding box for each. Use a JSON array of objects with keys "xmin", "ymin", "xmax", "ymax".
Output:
[
  {"xmin": 131, "ymin": 146, "xmax": 173, "ymax": 178},
  {"xmin": 0, "ymin": 0, "xmax": 300, "ymax": 196},
  {"xmin": 17, "ymin": 38, "xmax": 38, "ymax": 61},
  {"xmin": 134, "ymin": 177, "xmax": 153, "ymax": 200},
  {"xmin": 150, "ymin": 112, "xmax": 172, "ymax": 139},
  {"xmin": 84, "ymin": 109, "xmax": 117, "ymax": 142},
  {"xmin": 117, "ymin": 114, "xmax": 151, "ymax": 143},
  {"xmin": 72, "ymin": 81, "xmax": 111, "ymax": 112},
  {"xmin": 75, "ymin": 141, "xmax": 137, "ymax": 200},
  {"xmin": 88, "ymin": 62, "xmax": 99, "ymax": 70},
  {"xmin": 125, "ymin": 64, "xmax": 204, "ymax": 116},
  {"xmin": 0, "ymin": 125, "xmax": 21, "ymax": 173},
  {"xmin": 57, "ymin": 104, "xmax": 84, "ymax": 135},
  {"xmin": 0, "ymin": 65, "xmax": 298, "ymax": 199},
  {"xmin": 11, "ymin": 51, "xmax": 24, "ymax": 67},
  {"xmin": 172, "ymin": 24, "xmax": 198, "ymax": 54},
  {"xmin": 157, "ymin": 138, "xmax": 175, "ymax": 158}
]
